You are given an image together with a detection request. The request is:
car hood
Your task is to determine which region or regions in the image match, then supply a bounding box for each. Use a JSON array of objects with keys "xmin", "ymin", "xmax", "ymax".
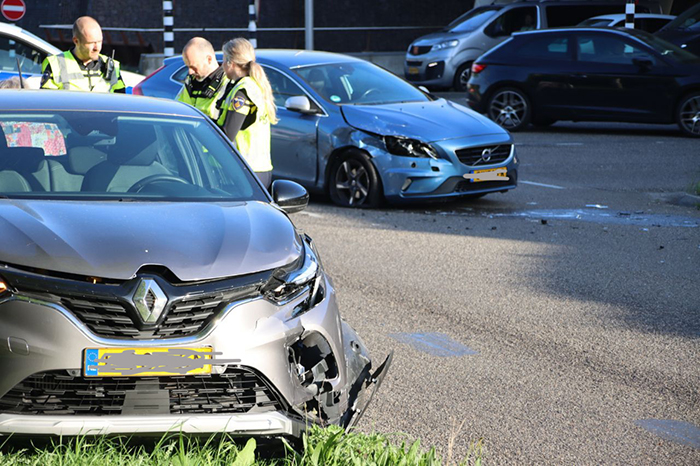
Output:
[
  {"xmin": 0, "ymin": 200, "xmax": 302, "ymax": 281},
  {"xmin": 341, "ymin": 99, "xmax": 505, "ymax": 143},
  {"xmin": 411, "ymin": 31, "xmax": 469, "ymax": 45}
]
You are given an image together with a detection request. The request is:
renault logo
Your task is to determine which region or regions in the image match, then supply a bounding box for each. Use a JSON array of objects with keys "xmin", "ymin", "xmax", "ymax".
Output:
[
  {"xmin": 481, "ymin": 147, "xmax": 493, "ymax": 163},
  {"xmin": 133, "ymin": 279, "xmax": 167, "ymax": 324}
]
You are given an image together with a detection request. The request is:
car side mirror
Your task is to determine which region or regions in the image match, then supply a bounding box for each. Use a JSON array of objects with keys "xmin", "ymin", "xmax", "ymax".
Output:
[
  {"xmin": 271, "ymin": 179, "xmax": 309, "ymax": 214},
  {"xmin": 285, "ymin": 95, "xmax": 317, "ymax": 114}
]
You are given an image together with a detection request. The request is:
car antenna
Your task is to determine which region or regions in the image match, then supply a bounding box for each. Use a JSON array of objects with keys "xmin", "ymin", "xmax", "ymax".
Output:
[{"xmin": 15, "ymin": 57, "xmax": 25, "ymax": 89}]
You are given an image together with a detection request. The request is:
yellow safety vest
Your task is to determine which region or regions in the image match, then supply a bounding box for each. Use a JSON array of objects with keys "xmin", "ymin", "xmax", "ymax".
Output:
[
  {"xmin": 176, "ymin": 68, "xmax": 230, "ymax": 121},
  {"xmin": 41, "ymin": 51, "xmax": 124, "ymax": 93},
  {"xmin": 219, "ymin": 76, "xmax": 272, "ymax": 173}
]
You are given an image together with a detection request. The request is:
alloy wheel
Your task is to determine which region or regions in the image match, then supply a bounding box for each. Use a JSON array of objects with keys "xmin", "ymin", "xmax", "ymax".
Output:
[
  {"xmin": 334, "ymin": 159, "xmax": 370, "ymax": 206},
  {"xmin": 489, "ymin": 90, "xmax": 529, "ymax": 130},
  {"xmin": 679, "ymin": 95, "xmax": 700, "ymax": 136}
]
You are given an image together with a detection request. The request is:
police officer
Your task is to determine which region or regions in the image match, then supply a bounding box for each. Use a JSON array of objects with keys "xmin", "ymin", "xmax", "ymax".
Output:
[
  {"xmin": 176, "ymin": 37, "xmax": 230, "ymax": 122},
  {"xmin": 41, "ymin": 16, "xmax": 126, "ymax": 93},
  {"xmin": 217, "ymin": 38, "xmax": 278, "ymax": 189}
]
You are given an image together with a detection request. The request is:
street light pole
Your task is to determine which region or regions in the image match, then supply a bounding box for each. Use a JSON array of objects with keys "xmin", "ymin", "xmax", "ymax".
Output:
[{"xmin": 305, "ymin": 0, "xmax": 313, "ymax": 50}]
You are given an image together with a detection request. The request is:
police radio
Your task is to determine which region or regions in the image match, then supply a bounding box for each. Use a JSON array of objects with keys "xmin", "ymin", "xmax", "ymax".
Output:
[{"xmin": 105, "ymin": 50, "xmax": 115, "ymax": 81}]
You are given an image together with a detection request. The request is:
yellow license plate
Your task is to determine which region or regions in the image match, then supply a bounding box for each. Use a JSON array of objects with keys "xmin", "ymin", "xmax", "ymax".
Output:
[
  {"xmin": 84, "ymin": 347, "xmax": 213, "ymax": 377},
  {"xmin": 408, "ymin": 67, "xmax": 419, "ymax": 75},
  {"xmin": 468, "ymin": 167, "xmax": 508, "ymax": 182}
]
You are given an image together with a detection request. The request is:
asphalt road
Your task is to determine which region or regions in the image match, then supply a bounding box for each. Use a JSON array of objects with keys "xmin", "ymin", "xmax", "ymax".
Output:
[{"xmin": 290, "ymin": 113, "xmax": 700, "ymax": 464}]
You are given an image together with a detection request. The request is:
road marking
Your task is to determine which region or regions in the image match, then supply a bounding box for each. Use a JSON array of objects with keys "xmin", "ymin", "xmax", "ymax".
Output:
[
  {"xmin": 555, "ymin": 142, "xmax": 584, "ymax": 146},
  {"xmin": 389, "ymin": 332, "xmax": 478, "ymax": 357},
  {"xmin": 635, "ymin": 420, "xmax": 700, "ymax": 449},
  {"xmin": 521, "ymin": 180, "xmax": 566, "ymax": 190}
]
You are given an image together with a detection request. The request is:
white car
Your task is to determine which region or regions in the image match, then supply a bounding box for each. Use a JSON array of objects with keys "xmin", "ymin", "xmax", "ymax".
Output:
[
  {"xmin": 578, "ymin": 13, "xmax": 675, "ymax": 33},
  {"xmin": 0, "ymin": 22, "xmax": 143, "ymax": 90}
]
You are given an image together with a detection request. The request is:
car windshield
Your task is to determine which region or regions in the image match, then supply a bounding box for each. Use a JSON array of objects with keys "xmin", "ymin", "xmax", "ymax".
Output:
[
  {"xmin": 634, "ymin": 31, "xmax": 700, "ymax": 63},
  {"xmin": 663, "ymin": 5, "xmax": 700, "ymax": 31},
  {"xmin": 446, "ymin": 7, "xmax": 499, "ymax": 33},
  {"xmin": 0, "ymin": 111, "xmax": 266, "ymax": 201},
  {"xmin": 294, "ymin": 62, "xmax": 429, "ymax": 105}
]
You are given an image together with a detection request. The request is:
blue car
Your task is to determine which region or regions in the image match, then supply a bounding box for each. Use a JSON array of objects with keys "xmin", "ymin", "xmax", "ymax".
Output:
[{"xmin": 134, "ymin": 50, "xmax": 518, "ymax": 207}]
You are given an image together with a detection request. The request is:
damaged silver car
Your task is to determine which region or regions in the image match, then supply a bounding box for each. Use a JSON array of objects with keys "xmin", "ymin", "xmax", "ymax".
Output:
[{"xmin": 0, "ymin": 90, "xmax": 391, "ymax": 439}]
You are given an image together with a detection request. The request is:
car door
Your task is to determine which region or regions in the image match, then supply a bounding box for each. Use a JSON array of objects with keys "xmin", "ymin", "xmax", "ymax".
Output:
[
  {"xmin": 0, "ymin": 33, "xmax": 46, "ymax": 81},
  {"xmin": 569, "ymin": 32, "xmax": 674, "ymax": 121},
  {"xmin": 482, "ymin": 6, "xmax": 539, "ymax": 52},
  {"xmin": 263, "ymin": 66, "xmax": 321, "ymax": 185},
  {"xmin": 515, "ymin": 32, "xmax": 576, "ymax": 120}
]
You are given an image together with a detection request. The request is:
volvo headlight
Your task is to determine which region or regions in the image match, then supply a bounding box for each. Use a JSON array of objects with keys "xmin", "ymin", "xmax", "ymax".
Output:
[
  {"xmin": 384, "ymin": 136, "xmax": 439, "ymax": 159},
  {"xmin": 432, "ymin": 40, "xmax": 459, "ymax": 51},
  {"xmin": 264, "ymin": 235, "xmax": 325, "ymax": 317}
]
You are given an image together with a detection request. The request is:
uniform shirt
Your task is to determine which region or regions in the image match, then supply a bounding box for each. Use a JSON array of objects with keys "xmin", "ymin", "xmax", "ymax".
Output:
[
  {"xmin": 176, "ymin": 66, "xmax": 229, "ymax": 121},
  {"xmin": 40, "ymin": 49, "xmax": 126, "ymax": 93},
  {"xmin": 222, "ymin": 88, "xmax": 257, "ymax": 141}
]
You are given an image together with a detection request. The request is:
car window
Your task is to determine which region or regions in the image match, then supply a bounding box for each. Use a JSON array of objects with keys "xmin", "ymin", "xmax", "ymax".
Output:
[
  {"xmin": 576, "ymin": 35, "xmax": 656, "ymax": 65},
  {"xmin": 638, "ymin": 18, "xmax": 672, "ymax": 33},
  {"xmin": 0, "ymin": 111, "xmax": 265, "ymax": 201},
  {"xmin": 447, "ymin": 7, "xmax": 499, "ymax": 33},
  {"xmin": 546, "ymin": 5, "xmax": 624, "ymax": 28},
  {"xmin": 295, "ymin": 61, "xmax": 429, "ymax": 106},
  {"xmin": 486, "ymin": 7, "xmax": 538, "ymax": 37},
  {"xmin": 518, "ymin": 35, "xmax": 571, "ymax": 61},
  {"xmin": 579, "ymin": 19, "xmax": 614, "ymax": 27},
  {"xmin": 0, "ymin": 34, "xmax": 46, "ymax": 74},
  {"xmin": 264, "ymin": 66, "xmax": 308, "ymax": 107},
  {"xmin": 172, "ymin": 65, "xmax": 188, "ymax": 83}
]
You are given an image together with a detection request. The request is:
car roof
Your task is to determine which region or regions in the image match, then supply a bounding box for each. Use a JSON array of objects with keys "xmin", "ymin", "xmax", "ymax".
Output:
[
  {"xmin": 514, "ymin": 26, "xmax": 649, "ymax": 38},
  {"xmin": 0, "ymin": 90, "xmax": 204, "ymax": 116},
  {"xmin": 164, "ymin": 49, "xmax": 364, "ymax": 69},
  {"xmin": 584, "ymin": 13, "xmax": 675, "ymax": 21},
  {"xmin": 0, "ymin": 22, "xmax": 61, "ymax": 54}
]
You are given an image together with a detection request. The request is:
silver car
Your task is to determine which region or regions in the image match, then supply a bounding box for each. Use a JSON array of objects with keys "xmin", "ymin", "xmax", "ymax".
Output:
[
  {"xmin": 0, "ymin": 90, "xmax": 390, "ymax": 438},
  {"xmin": 405, "ymin": 0, "xmax": 662, "ymax": 91}
]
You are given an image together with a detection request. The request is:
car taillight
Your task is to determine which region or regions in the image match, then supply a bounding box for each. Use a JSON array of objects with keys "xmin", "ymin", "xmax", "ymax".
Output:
[
  {"xmin": 132, "ymin": 65, "xmax": 165, "ymax": 96},
  {"xmin": 471, "ymin": 63, "xmax": 487, "ymax": 74},
  {"xmin": 0, "ymin": 279, "xmax": 8, "ymax": 295}
]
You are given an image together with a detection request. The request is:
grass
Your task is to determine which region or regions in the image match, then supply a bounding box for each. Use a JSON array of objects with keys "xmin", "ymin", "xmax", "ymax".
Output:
[{"xmin": 0, "ymin": 425, "xmax": 484, "ymax": 466}]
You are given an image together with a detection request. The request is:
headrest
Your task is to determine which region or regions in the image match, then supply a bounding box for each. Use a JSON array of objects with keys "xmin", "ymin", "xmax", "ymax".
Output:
[
  {"xmin": 0, "ymin": 147, "xmax": 46, "ymax": 172},
  {"xmin": 68, "ymin": 146, "xmax": 107, "ymax": 174},
  {"xmin": 109, "ymin": 123, "xmax": 159, "ymax": 166}
]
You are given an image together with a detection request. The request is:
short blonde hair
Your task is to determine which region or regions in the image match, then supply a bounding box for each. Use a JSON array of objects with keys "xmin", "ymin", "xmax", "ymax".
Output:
[{"xmin": 0, "ymin": 77, "xmax": 22, "ymax": 89}]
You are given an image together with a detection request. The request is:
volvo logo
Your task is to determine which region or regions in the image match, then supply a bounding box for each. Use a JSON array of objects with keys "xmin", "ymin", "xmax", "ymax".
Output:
[
  {"xmin": 481, "ymin": 147, "xmax": 494, "ymax": 163},
  {"xmin": 132, "ymin": 279, "xmax": 168, "ymax": 324}
]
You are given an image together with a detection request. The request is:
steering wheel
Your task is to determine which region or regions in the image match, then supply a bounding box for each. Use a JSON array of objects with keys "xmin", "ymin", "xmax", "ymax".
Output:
[
  {"xmin": 127, "ymin": 174, "xmax": 189, "ymax": 193},
  {"xmin": 360, "ymin": 88, "xmax": 382, "ymax": 101}
]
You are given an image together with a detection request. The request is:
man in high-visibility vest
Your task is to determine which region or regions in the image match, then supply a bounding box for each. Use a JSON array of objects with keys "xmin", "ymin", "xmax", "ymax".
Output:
[
  {"xmin": 40, "ymin": 16, "xmax": 126, "ymax": 93},
  {"xmin": 176, "ymin": 37, "xmax": 230, "ymax": 122}
]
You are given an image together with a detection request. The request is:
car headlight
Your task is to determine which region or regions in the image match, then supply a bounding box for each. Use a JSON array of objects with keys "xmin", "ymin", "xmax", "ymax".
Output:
[
  {"xmin": 384, "ymin": 136, "xmax": 439, "ymax": 159},
  {"xmin": 263, "ymin": 235, "xmax": 325, "ymax": 317},
  {"xmin": 432, "ymin": 40, "xmax": 459, "ymax": 51}
]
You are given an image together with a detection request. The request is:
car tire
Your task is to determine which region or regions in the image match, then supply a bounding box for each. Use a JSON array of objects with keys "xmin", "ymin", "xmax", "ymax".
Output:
[
  {"xmin": 328, "ymin": 150, "xmax": 383, "ymax": 208},
  {"xmin": 453, "ymin": 62, "xmax": 472, "ymax": 92},
  {"xmin": 487, "ymin": 87, "xmax": 531, "ymax": 132},
  {"xmin": 676, "ymin": 92, "xmax": 700, "ymax": 138}
]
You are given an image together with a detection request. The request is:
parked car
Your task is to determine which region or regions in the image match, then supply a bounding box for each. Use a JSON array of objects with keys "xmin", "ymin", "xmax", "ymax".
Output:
[
  {"xmin": 656, "ymin": 3, "xmax": 700, "ymax": 57},
  {"xmin": 0, "ymin": 90, "xmax": 391, "ymax": 438},
  {"xmin": 135, "ymin": 50, "xmax": 518, "ymax": 207},
  {"xmin": 404, "ymin": 0, "xmax": 662, "ymax": 91},
  {"xmin": 578, "ymin": 13, "xmax": 675, "ymax": 33},
  {"xmin": 0, "ymin": 22, "xmax": 143, "ymax": 90},
  {"xmin": 466, "ymin": 27, "xmax": 700, "ymax": 137}
]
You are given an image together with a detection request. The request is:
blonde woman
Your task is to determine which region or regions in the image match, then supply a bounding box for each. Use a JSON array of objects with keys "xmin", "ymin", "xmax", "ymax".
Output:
[{"xmin": 218, "ymin": 38, "xmax": 278, "ymax": 189}]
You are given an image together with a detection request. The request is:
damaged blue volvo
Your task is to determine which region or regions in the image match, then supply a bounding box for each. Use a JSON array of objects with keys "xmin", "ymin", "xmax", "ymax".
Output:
[{"xmin": 134, "ymin": 50, "xmax": 518, "ymax": 207}]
